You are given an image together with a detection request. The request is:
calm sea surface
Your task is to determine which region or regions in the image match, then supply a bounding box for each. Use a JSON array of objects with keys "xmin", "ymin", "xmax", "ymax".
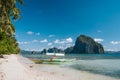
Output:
[{"xmin": 21, "ymin": 53, "xmax": 120, "ymax": 79}]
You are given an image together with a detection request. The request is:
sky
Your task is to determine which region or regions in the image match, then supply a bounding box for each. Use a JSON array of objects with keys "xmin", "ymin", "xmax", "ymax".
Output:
[{"xmin": 14, "ymin": 0, "xmax": 120, "ymax": 51}]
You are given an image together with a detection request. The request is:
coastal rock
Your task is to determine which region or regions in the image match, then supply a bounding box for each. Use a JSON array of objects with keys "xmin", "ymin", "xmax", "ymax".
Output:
[
  {"xmin": 64, "ymin": 46, "xmax": 73, "ymax": 53},
  {"xmin": 71, "ymin": 35, "xmax": 104, "ymax": 53},
  {"xmin": 41, "ymin": 49, "xmax": 47, "ymax": 54},
  {"xmin": 47, "ymin": 47, "xmax": 64, "ymax": 53}
]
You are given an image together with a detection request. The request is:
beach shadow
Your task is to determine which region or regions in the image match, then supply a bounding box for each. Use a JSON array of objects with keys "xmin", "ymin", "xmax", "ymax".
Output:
[{"xmin": 0, "ymin": 72, "xmax": 5, "ymax": 80}]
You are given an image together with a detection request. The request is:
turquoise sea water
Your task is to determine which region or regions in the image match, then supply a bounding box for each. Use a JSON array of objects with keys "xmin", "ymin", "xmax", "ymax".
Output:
[{"xmin": 21, "ymin": 53, "xmax": 120, "ymax": 79}]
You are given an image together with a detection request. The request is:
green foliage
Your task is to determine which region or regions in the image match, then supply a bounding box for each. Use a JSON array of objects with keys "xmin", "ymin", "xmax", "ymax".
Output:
[
  {"xmin": 0, "ymin": 0, "xmax": 23, "ymax": 55},
  {"xmin": 0, "ymin": 29, "xmax": 20, "ymax": 55}
]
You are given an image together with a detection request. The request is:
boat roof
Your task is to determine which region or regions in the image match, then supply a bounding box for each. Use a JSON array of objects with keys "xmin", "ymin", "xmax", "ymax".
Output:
[{"xmin": 46, "ymin": 53, "xmax": 65, "ymax": 56}]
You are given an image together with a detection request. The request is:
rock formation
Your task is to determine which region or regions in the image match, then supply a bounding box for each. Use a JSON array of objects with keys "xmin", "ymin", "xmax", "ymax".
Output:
[
  {"xmin": 64, "ymin": 46, "xmax": 73, "ymax": 53},
  {"xmin": 71, "ymin": 35, "xmax": 104, "ymax": 53}
]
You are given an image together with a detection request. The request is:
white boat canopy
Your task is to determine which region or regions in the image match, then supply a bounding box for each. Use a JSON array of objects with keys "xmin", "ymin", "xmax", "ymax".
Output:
[{"xmin": 46, "ymin": 53, "xmax": 65, "ymax": 56}]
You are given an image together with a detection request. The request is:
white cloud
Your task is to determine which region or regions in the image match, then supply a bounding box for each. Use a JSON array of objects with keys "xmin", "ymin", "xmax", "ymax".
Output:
[
  {"xmin": 94, "ymin": 38, "xmax": 104, "ymax": 43},
  {"xmin": 54, "ymin": 39, "xmax": 65, "ymax": 44},
  {"xmin": 36, "ymin": 32, "xmax": 40, "ymax": 36},
  {"xmin": 66, "ymin": 37, "xmax": 73, "ymax": 43},
  {"xmin": 17, "ymin": 41, "xmax": 30, "ymax": 44},
  {"xmin": 110, "ymin": 41, "xmax": 120, "ymax": 45},
  {"xmin": 29, "ymin": 49, "xmax": 41, "ymax": 51},
  {"xmin": 27, "ymin": 31, "xmax": 40, "ymax": 36},
  {"xmin": 27, "ymin": 31, "xmax": 34, "ymax": 35},
  {"xmin": 54, "ymin": 37, "xmax": 73, "ymax": 44},
  {"xmin": 54, "ymin": 39, "xmax": 59, "ymax": 43},
  {"xmin": 24, "ymin": 48, "xmax": 43, "ymax": 51},
  {"xmin": 40, "ymin": 39, "xmax": 48, "ymax": 43},
  {"xmin": 66, "ymin": 44, "xmax": 73, "ymax": 47},
  {"xmin": 49, "ymin": 35, "xmax": 55, "ymax": 37},
  {"xmin": 32, "ymin": 40, "xmax": 39, "ymax": 43},
  {"xmin": 48, "ymin": 43, "xmax": 52, "ymax": 46}
]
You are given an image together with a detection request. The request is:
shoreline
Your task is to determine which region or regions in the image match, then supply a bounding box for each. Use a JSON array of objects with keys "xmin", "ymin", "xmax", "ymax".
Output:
[{"xmin": 0, "ymin": 54, "xmax": 120, "ymax": 80}]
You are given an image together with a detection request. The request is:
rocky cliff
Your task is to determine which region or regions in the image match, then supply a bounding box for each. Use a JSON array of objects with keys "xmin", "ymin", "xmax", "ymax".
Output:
[
  {"xmin": 41, "ymin": 47, "xmax": 64, "ymax": 54},
  {"xmin": 71, "ymin": 35, "xmax": 104, "ymax": 53},
  {"xmin": 64, "ymin": 46, "xmax": 73, "ymax": 53}
]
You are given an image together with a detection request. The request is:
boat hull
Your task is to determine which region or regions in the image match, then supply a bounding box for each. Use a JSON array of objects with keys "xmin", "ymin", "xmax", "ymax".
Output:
[{"xmin": 33, "ymin": 59, "xmax": 76, "ymax": 64}]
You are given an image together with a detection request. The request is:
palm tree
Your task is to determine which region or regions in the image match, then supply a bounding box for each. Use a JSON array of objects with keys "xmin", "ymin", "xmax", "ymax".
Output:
[
  {"xmin": 0, "ymin": 0, "xmax": 24, "ymax": 55},
  {"xmin": 0, "ymin": 0, "xmax": 24, "ymax": 36}
]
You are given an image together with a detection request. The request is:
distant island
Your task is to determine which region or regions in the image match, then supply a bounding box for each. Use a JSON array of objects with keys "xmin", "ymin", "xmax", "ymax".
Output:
[
  {"xmin": 69, "ymin": 35, "xmax": 104, "ymax": 53},
  {"xmin": 21, "ymin": 35, "xmax": 104, "ymax": 54}
]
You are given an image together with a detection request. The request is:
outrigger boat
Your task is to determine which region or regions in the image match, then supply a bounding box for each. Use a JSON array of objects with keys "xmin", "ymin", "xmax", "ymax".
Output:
[{"xmin": 33, "ymin": 52, "xmax": 76, "ymax": 64}]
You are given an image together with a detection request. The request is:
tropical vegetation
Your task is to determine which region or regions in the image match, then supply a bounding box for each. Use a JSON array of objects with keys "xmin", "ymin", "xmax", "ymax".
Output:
[{"xmin": 0, "ymin": 0, "xmax": 24, "ymax": 57}]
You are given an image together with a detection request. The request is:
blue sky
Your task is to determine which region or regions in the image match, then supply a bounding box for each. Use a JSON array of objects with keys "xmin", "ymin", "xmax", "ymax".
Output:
[{"xmin": 14, "ymin": 0, "xmax": 120, "ymax": 51}]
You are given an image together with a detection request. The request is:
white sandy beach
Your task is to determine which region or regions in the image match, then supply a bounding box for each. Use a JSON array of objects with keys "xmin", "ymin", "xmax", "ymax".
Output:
[{"xmin": 0, "ymin": 54, "xmax": 120, "ymax": 80}]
